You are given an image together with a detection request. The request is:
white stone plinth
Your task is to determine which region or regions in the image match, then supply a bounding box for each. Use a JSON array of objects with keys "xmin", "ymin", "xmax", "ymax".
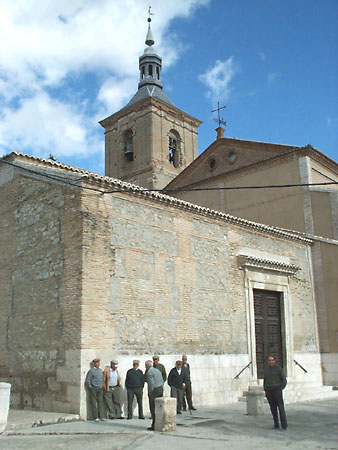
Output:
[
  {"xmin": 154, "ymin": 397, "xmax": 177, "ymax": 432},
  {"xmin": 246, "ymin": 386, "xmax": 265, "ymax": 415},
  {"xmin": 0, "ymin": 383, "xmax": 11, "ymax": 433}
]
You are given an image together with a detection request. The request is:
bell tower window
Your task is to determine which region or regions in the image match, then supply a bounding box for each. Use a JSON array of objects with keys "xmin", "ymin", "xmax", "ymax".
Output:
[
  {"xmin": 123, "ymin": 129, "xmax": 134, "ymax": 162},
  {"xmin": 148, "ymin": 65, "xmax": 153, "ymax": 77},
  {"xmin": 156, "ymin": 66, "xmax": 160, "ymax": 80},
  {"xmin": 168, "ymin": 130, "xmax": 181, "ymax": 168}
]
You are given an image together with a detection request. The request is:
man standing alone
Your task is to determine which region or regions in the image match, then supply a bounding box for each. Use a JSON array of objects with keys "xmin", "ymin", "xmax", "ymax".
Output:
[
  {"xmin": 145, "ymin": 360, "xmax": 164, "ymax": 431},
  {"xmin": 182, "ymin": 355, "xmax": 197, "ymax": 411},
  {"xmin": 103, "ymin": 360, "xmax": 123, "ymax": 419},
  {"xmin": 263, "ymin": 356, "xmax": 288, "ymax": 430},
  {"xmin": 125, "ymin": 360, "xmax": 145, "ymax": 420},
  {"xmin": 85, "ymin": 358, "xmax": 105, "ymax": 421}
]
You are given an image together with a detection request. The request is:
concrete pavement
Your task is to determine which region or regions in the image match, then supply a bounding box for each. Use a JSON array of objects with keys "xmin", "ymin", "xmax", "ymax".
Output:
[{"xmin": 1, "ymin": 398, "xmax": 338, "ymax": 449}]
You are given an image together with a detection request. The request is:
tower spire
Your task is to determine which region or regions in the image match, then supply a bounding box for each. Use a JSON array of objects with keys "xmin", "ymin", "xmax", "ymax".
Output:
[
  {"xmin": 145, "ymin": 6, "xmax": 155, "ymax": 46},
  {"xmin": 138, "ymin": 10, "xmax": 162, "ymax": 90}
]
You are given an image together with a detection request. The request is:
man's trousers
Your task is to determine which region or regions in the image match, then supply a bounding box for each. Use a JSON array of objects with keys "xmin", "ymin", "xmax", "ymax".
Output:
[
  {"xmin": 170, "ymin": 386, "xmax": 183, "ymax": 413},
  {"xmin": 89, "ymin": 386, "xmax": 104, "ymax": 419},
  {"xmin": 127, "ymin": 387, "xmax": 144, "ymax": 419},
  {"xmin": 182, "ymin": 382, "xmax": 193, "ymax": 410},
  {"xmin": 265, "ymin": 388, "xmax": 288, "ymax": 429},
  {"xmin": 104, "ymin": 386, "xmax": 122, "ymax": 418},
  {"xmin": 148, "ymin": 385, "xmax": 164, "ymax": 428}
]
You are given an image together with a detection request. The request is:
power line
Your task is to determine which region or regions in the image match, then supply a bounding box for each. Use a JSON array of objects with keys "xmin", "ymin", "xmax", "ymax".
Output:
[{"xmin": 1, "ymin": 158, "xmax": 337, "ymax": 195}]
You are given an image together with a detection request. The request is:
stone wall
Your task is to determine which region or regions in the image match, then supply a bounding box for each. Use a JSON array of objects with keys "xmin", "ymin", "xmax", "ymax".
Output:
[{"xmin": 0, "ymin": 167, "xmax": 83, "ymax": 412}]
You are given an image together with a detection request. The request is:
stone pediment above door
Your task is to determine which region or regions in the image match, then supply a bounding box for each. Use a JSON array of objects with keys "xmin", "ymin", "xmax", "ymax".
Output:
[{"xmin": 237, "ymin": 255, "xmax": 300, "ymax": 275}]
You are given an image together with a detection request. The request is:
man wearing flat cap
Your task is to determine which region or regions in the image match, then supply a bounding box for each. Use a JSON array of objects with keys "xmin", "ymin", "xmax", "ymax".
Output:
[
  {"xmin": 152, "ymin": 355, "xmax": 167, "ymax": 383},
  {"xmin": 168, "ymin": 360, "xmax": 188, "ymax": 414},
  {"xmin": 85, "ymin": 358, "xmax": 105, "ymax": 421},
  {"xmin": 125, "ymin": 360, "xmax": 145, "ymax": 419},
  {"xmin": 103, "ymin": 360, "xmax": 123, "ymax": 419}
]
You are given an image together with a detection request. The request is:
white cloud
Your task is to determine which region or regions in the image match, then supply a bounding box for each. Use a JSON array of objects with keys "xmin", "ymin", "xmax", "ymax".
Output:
[
  {"xmin": 0, "ymin": 0, "xmax": 210, "ymax": 161},
  {"xmin": 326, "ymin": 116, "xmax": 338, "ymax": 127},
  {"xmin": 267, "ymin": 72, "xmax": 281, "ymax": 83},
  {"xmin": 0, "ymin": 91, "xmax": 102, "ymax": 158},
  {"xmin": 198, "ymin": 57, "xmax": 239, "ymax": 104}
]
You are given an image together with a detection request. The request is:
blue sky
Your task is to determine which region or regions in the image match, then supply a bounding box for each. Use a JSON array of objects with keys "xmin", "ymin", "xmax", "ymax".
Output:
[{"xmin": 0, "ymin": 0, "xmax": 337, "ymax": 174}]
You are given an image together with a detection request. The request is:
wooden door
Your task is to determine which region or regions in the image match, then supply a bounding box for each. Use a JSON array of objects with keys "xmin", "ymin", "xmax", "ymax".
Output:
[{"xmin": 254, "ymin": 289, "xmax": 283, "ymax": 378}]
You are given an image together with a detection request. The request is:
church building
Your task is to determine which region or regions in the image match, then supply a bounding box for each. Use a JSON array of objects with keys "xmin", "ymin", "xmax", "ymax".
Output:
[{"xmin": 0, "ymin": 18, "xmax": 337, "ymax": 417}]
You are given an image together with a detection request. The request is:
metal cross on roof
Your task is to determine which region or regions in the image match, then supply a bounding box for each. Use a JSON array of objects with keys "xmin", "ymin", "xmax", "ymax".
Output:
[
  {"xmin": 212, "ymin": 102, "xmax": 227, "ymax": 127},
  {"xmin": 148, "ymin": 5, "xmax": 154, "ymax": 20}
]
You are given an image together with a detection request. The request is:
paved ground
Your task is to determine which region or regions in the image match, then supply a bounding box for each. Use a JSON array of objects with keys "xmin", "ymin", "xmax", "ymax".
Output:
[{"xmin": 1, "ymin": 398, "xmax": 338, "ymax": 449}]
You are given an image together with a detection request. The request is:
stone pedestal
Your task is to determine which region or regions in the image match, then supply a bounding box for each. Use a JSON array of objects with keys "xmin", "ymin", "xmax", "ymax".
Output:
[
  {"xmin": 246, "ymin": 386, "xmax": 265, "ymax": 415},
  {"xmin": 0, "ymin": 383, "xmax": 11, "ymax": 433},
  {"xmin": 154, "ymin": 397, "xmax": 176, "ymax": 432}
]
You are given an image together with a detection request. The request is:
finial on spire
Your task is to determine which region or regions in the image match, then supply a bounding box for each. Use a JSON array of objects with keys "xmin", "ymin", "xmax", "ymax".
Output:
[{"xmin": 145, "ymin": 6, "xmax": 155, "ymax": 46}]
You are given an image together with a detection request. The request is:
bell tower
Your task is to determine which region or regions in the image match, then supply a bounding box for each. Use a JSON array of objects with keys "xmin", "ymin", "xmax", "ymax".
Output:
[{"xmin": 100, "ymin": 15, "xmax": 202, "ymax": 190}]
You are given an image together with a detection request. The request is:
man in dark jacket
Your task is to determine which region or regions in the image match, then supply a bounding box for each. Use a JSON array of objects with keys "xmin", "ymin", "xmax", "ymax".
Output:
[
  {"xmin": 125, "ymin": 360, "xmax": 145, "ymax": 419},
  {"xmin": 263, "ymin": 355, "xmax": 287, "ymax": 430},
  {"xmin": 168, "ymin": 360, "xmax": 187, "ymax": 414}
]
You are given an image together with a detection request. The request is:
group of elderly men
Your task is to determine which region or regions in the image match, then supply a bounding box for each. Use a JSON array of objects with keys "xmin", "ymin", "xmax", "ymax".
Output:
[{"xmin": 85, "ymin": 355, "xmax": 196, "ymax": 431}]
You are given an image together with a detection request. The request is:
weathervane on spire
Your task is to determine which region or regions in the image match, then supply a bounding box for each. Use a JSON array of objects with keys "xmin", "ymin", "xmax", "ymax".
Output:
[
  {"xmin": 148, "ymin": 5, "xmax": 154, "ymax": 22},
  {"xmin": 212, "ymin": 102, "xmax": 227, "ymax": 128}
]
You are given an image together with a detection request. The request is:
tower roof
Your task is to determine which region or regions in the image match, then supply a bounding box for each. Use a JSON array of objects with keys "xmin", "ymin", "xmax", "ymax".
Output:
[{"xmin": 125, "ymin": 14, "xmax": 173, "ymax": 108}]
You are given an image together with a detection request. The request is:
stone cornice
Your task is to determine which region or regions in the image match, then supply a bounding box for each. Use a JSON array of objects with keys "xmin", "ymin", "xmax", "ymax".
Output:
[
  {"xmin": 100, "ymin": 96, "xmax": 202, "ymax": 130},
  {"xmin": 1, "ymin": 151, "xmax": 313, "ymax": 245},
  {"xmin": 237, "ymin": 255, "xmax": 300, "ymax": 274}
]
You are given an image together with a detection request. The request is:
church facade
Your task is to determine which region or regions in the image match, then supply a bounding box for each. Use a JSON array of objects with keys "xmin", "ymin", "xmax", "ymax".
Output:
[{"xmin": 0, "ymin": 19, "xmax": 337, "ymax": 417}]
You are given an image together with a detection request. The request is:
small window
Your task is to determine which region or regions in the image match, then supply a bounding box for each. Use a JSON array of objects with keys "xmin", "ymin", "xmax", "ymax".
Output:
[
  {"xmin": 168, "ymin": 130, "xmax": 181, "ymax": 168},
  {"xmin": 123, "ymin": 129, "xmax": 134, "ymax": 162},
  {"xmin": 156, "ymin": 66, "xmax": 160, "ymax": 80},
  {"xmin": 149, "ymin": 65, "xmax": 153, "ymax": 77},
  {"xmin": 141, "ymin": 66, "xmax": 145, "ymax": 79}
]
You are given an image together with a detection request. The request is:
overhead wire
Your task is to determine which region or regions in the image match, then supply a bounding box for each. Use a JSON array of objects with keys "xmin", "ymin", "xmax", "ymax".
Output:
[{"xmin": 0, "ymin": 158, "xmax": 337, "ymax": 195}]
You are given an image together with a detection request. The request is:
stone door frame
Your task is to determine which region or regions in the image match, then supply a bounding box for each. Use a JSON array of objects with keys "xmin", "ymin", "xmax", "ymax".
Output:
[{"xmin": 238, "ymin": 254, "xmax": 300, "ymax": 382}]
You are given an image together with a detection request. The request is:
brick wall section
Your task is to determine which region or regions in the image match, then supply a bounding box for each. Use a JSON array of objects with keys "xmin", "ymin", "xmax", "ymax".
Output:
[
  {"xmin": 0, "ymin": 171, "xmax": 82, "ymax": 410},
  {"xmin": 80, "ymin": 188, "xmax": 317, "ymax": 357}
]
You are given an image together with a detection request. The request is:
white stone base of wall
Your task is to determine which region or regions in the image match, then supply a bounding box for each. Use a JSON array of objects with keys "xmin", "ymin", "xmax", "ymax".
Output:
[
  {"xmin": 321, "ymin": 353, "xmax": 338, "ymax": 386},
  {"xmin": 79, "ymin": 352, "xmax": 252, "ymax": 419}
]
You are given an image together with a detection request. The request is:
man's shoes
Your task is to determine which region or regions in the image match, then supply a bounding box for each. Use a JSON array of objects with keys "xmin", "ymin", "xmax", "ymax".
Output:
[
  {"xmin": 139, "ymin": 416, "xmax": 145, "ymax": 419},
  {"xmin": 182, "ymin": 407, "xmax": 186, "ymax": 411},
  {"xmin": 147, "ymin": 426, "xmax": 154, "ymax": 431},
  {"xmin": 177, "ymin": 411, "xmax": 182, "ymax": 414},
  {"xmin": 117, "ymin": 416, "xmax": 124, "ymax": 419},
  {"xmin": 281, "ymin": 426, "xmax": 287, "ymax": 431},
  {"xmin": 273, "ymin": 425, "xmax": 279, "ymax": 429},
  {"xmin": 94, "ymin": 418, "xmax": 100, "ymax": 422},
  {"xmin": 127, "ymin": 417, "xmax": 132, "ymax": 420},
  {"xmin": 191, "ymin": 407, "xmax": 197, "ymax": 411}
]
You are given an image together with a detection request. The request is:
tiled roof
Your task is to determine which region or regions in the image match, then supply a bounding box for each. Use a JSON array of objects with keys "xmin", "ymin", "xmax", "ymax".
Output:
[{"xmin": 1, "ymin": 151, "xmax": 312, "ymax": 245}]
